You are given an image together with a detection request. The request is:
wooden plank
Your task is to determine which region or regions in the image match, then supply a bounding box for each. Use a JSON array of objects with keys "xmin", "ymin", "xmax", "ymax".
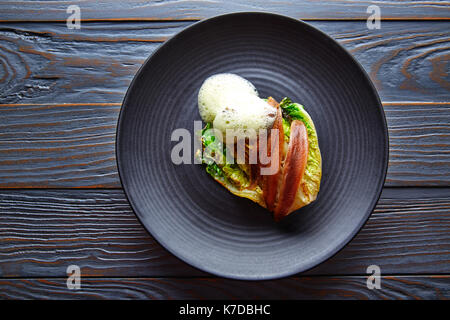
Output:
[
  {"xmin": 0, "ymin": 21, "xmax": 449, "ymax": 104},
  {"xmin": 0, "ymin": 188, "xmax": 448, "ymax": 278},
  {"xmin": 384, "ymin": 102, "xmax": 450, "ymax": 186},
  {"xmin": 0, "ymin": 276, "xmax": 448, "ymax": 299},
  {"xmin": 0, "ymin": 102, "xmax": 448, "ymax": 188},
  {"xmin": 0, "ymin": 1, "xmax": 449, "ymax": 21},
  {"xmin": 0, "ymin": 103, "xmax": 120, "ymax": 188}
]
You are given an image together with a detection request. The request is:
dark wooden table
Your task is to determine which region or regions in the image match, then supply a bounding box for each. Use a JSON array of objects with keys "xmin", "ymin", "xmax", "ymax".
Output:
[{"xmin": 0, "ymin": 1, "xmax": 449, "ymax": 299}]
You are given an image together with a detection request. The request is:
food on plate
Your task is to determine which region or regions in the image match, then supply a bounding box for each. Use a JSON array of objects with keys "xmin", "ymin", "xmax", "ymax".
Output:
[{"xmin": 196, "ymin": 73, "xmax": 322, "ymax": 221}]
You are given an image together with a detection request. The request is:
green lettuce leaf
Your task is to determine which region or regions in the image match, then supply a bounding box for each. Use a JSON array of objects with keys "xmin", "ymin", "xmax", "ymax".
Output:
[
  {"xmin": 282, "ymin": 117, "xmax": 291, "ymax": 140},
  {"xmin": 199, "ymin": 123, "xmax": 250, "ymax": 189}
]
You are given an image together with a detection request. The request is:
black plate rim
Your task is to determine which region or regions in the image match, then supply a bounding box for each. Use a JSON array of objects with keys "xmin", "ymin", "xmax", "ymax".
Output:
[{"xmin": 116, "ymin": 11, "xmax": 390, "ymax": 280}]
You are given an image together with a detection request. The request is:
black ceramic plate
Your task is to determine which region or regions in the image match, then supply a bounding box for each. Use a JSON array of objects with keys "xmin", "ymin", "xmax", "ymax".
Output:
[{"xmin": 116, "ymin": 12, "xmax": 388, "ymax": 280}]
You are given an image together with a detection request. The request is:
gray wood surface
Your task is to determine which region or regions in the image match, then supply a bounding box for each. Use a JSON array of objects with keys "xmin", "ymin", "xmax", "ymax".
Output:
[
  {"xmin": 0, "ymin": 2, "xmax": 448, "ymax": 300},
  {"xmin": 0, "ymin": 188, "xmax": 448, "ymax": 278},
  {"xmin": 0, "ymin": 21, "xmax": 449, "ymax": 104},
  {"xmin": 0, "ymin": 0, "xmax": 449, "ymax": 21},
  {"xmin": 0, "ymin": 276, "xmax": 448, "ymax": 299}
]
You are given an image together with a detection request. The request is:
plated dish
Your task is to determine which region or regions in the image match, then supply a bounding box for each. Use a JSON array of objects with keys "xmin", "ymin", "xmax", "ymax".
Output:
[
  {"xmin": 116, "ymin": 12, "xmax": 388, "ymax": 280},
  {"xmin": 197, "ymin": 73, "xmax": 322, "ymax": 221}
]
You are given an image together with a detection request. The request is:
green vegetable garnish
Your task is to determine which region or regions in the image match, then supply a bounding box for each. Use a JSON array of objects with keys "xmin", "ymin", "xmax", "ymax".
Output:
[
  {"xmin": 282, "ymin": 117, "xmax": 291, "ymax": 140},
  {"xmin": 199, "ymin": 123, "xmax": 250, "ymax": 189}
]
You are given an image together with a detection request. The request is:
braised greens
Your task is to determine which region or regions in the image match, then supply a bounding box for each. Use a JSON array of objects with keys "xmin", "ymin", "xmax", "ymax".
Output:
[{"xmin": 199, "ymin": 123, "xmax": 250, "ymax": 189}]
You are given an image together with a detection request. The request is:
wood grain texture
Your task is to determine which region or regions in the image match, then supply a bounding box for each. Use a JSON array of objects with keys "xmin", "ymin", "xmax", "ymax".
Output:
[
  {"xmin": 0, "ymin": 0, "xmax": 449, "ymax": 21},
  {"xmin": 0, "ymin": 188, "xmax": 448, "ymax": 278},
  {"xmin": 0, "ymin": 276, "xmax": 448, "ymax": 299},
  {"xmin": 0, "ymin": 103, "xmax": 120, "ymax": 188},
  {"xmin": 0, "ymin": 21, "xmax": 449, "ymax": 104},
  {"xmin": 0, "ymin": 102, "xmax": 448, "ymax": 188},
  {"xmin": 0, "ymin": 2, "xmax": 447, "ymax": 302},
  {"xmin": 384, "ymin": 102, "xmax": 450, "ymax": 186}
]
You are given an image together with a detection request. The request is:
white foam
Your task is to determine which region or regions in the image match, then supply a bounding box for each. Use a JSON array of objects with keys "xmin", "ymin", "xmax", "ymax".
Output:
[
  {"xmin": 198, "ymin": 73, "xmax": 258, "ymax": 123},
  {"xmin": 213, "ymin": 95, "xmax": 276, "ymax": 140},
  {"xmin": 198, "ymin": 73, "xmax": 276, "ymax": 140}
]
